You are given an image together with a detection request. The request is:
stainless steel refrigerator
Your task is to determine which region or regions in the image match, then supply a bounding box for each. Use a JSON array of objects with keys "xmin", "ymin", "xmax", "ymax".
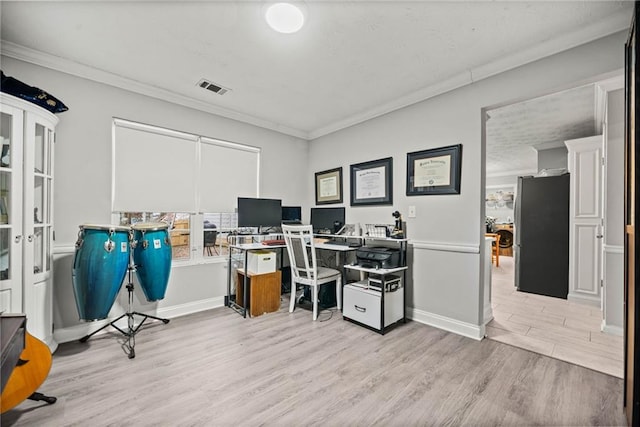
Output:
[{"xmin": 514, "ymin": 173, "xmax": 570, "ymax": 299}]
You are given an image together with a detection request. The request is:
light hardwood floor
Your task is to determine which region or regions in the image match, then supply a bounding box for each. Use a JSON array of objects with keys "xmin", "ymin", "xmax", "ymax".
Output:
[
  {"xmin": 486, "ymin": 255, "xmax": 624, "ymax": 379},
  {"xmin": 3, "ymin": 294, "xmax": 627, "ymax": 426}
]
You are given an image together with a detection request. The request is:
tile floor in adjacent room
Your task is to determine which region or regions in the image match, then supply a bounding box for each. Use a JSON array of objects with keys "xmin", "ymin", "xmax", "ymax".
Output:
[{"xmin": 486, "ymin": 256, "xmax": 624, "ymax": 378}]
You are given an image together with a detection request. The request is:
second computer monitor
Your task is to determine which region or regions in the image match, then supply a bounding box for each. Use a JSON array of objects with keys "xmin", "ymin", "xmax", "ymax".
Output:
[
  {"xmin": 311, "ymin": 207, "xmax": 345, "ymax": 234},
  {"xmin": 282, "ymin": 206, "xmax": 302, "ymax": 224}
]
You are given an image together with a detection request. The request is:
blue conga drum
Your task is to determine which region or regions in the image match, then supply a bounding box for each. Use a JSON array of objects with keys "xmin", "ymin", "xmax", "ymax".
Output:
[
  {"xmin": 72, "ymin": 224, "xmax": 131, "ymax": 321},
  {"xmin": 131, "ymin": 222, "xmax": 172, "ymax": 302}
]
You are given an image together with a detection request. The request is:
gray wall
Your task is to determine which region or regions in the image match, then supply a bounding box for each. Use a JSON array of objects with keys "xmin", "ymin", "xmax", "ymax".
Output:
[
  {"xmin": 1, "ymin": 56, "xmax": 310, "ymax": 340},
  {"xmin": 308, "ymin": 31, "xmax": 626, "ymax": 338}
]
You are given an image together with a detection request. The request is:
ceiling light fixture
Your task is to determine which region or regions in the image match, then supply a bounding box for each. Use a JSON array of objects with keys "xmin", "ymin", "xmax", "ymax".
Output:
[{"xmin": 265, "ymin": 3, "xmax": 305, "ymax": 34}]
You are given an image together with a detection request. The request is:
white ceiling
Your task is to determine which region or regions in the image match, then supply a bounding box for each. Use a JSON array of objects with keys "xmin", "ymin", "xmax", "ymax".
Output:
[
  {"xmin": 486, "ymin": 84, "xmax": 600, "ymax": 176},
  {"xmin": 0, "ymin": 1, "xmax": 633, "ymax": 171}
]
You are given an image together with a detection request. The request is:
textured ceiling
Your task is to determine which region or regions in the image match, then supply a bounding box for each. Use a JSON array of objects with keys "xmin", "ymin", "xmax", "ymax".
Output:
[
  {"xmin": 0, "ymin": 1, "xmax": 632, "ymax": 141},
  {"xmin": 486, "ymin": 84, "xmax": 599, "ymax": 176}
]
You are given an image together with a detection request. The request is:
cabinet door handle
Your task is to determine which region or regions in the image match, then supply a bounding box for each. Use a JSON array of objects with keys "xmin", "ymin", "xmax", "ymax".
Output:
[
  {"xmin": 354, "ymin": 305, "xmax": 366, "ymax": 313},
  {"xmin": 14, "ymin": 235, "xmax": 22, "ymax": 243},
  {"xmin": 27, "ymin": 235, "xmax": 34, "ymax": 242}
]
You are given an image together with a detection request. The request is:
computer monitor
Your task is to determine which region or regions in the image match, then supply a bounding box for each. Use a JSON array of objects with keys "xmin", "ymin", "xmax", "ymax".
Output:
[
  {"xmin": 310, "ymin": 207, "xmax": 345, "ymax": 234},
  {"xmin": 282, "ymin": 206, "xmax": 302, "ymax": 224},
  {"xmin": 237, "ymin": 197, "xmax": 282, "ymax": 228}
]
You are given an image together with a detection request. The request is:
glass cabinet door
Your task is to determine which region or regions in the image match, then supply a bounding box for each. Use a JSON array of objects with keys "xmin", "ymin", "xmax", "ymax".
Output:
[
  {"xmin": 1, "ymin": 94, "xmax": 58, "ymax": 348},
  {"xmin": 31, "ymin": 122, "xmax": 53, "ymax": 281},
  {"xmin": 0, "ymin": 106, "xmax": 23, "ymax": 313}
]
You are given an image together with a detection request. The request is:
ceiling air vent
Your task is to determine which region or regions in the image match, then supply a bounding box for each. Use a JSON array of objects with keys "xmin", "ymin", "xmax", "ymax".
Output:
[{"xmin": 197, "ymin": 79, "xmax": 230, "ymax": 95}]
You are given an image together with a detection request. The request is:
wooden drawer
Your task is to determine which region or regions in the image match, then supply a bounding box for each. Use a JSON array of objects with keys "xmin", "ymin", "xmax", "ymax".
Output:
[{"xmin": 343, "ymin": 284, "xmax": 381, "ymax": 330}]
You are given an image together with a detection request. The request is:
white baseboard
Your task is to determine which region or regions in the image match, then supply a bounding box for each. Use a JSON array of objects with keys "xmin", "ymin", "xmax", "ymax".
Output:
[
  {"xmin": 54, "ymin": 297, "xmax": 224, "ymax": 344},
  {"xmin": 408, "ymin": 307, "xmax": 485, "ymax": 341},
  {"xmin": 154, "ymin": 297, "xmax": 225, "ymax": 319},
  {"xmin": 44, "ymin": 337, "xmax": 59, "ymax": 354},
  {"xmin": 601, "ymin": 320, "xmax": 623, "ymax": 337}
]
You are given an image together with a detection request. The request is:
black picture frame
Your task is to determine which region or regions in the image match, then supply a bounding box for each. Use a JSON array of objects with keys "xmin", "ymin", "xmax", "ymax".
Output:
[
  {"xmin": 350, "ymin": 157, "xmax": 393, "ymax": 206},
  {"xmin": 406, "ymin": 144, "xmax": 462, "ymax": 195},
  {"xmin": 315, "ymin": 167, "xmax": 343, "ymax": 205}
]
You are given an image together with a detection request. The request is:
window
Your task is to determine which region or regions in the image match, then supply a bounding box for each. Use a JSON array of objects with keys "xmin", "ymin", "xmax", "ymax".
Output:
[
  {"xmin": 119, "ymin": 212, "xmax": 191, "ymax": 261},
  {"xmin": 112, "ymin": 119, "xmax": 260, "ymax": 263},
  {"xmin": 202, "ymin": 212, "xmax": 237, "ymax": 258}
]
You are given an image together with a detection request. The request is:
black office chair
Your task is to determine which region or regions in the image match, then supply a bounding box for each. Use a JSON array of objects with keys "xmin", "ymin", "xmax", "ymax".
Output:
[{"xmin": 204, "ymin": 229, "xmax": 218, "ymax": 255}]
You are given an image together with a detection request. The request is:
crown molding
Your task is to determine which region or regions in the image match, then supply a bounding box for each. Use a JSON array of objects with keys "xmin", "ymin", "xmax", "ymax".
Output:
[
  {"xmin": 531, "ymin": 141, "xmax": 567, "ymax": 152},
  {"xmin": 308, "ymin": 9, "xmax": 631, "ymax": 140},
  {"xmin": 1, "ymin": 7, "xmax": 630, "ymax": 142},
  {"xmin": 308, "ymin": 71, "xmax": 473, "ymax": 140},
  {"xmin": 0, "ymin": 40, "xmax": 310, "ymax": 140}
]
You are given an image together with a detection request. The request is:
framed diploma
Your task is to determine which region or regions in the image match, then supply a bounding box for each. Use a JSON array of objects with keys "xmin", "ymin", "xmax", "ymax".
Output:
[
  {"xmin": 406, "ymin": 144, "xmax": 462, "ymax": 195},
  {"xmin": 350, "ymin": 157, "xmax": 393, "ymax": 206},
  {"xmin": 315, "ymin": 167, "xmax": 343, "ymax": 205}
]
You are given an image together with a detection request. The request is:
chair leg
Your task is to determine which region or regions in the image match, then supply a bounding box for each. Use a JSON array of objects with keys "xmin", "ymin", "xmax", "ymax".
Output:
[
  {"xmin": 312, "ymin": 285, "xmax": 319, "ymax": 321},
  {"xmin": 336, "ymin": 277, "xmax": 342, "ymax": 310},
  {"xmin": 289, "ymin": 284, "xmax": 297, "ymax": 313}
]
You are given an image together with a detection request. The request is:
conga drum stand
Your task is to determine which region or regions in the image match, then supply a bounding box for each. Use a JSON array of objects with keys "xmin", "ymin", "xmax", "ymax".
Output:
[{"xmin": 79, "ymin": 264, "xmax": 170, "ymax": 359}]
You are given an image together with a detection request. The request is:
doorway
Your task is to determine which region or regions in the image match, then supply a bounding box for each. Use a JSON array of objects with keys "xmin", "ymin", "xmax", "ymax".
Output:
[{"xmin": 483, "ymin": 80, "xmax": 624, "ymax": 378}]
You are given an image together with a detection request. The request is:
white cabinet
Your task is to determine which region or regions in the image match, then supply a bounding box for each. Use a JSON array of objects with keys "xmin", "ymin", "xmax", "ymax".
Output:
[
  {"xmin": 565, "ymin": 135, "xmax": 604, "ymax": 307},
  {"xmin": 0, "ymin": 93, "xmax": 58, "ymax": 351},
  {"xmin": 342, "ymin": 237, "xmax": 408, "ymax": 334},
  {"xmin": 343, "ymin": 275, "xmax": 405, "ymax": 331},
  {"xmin": 343, "ymin": 264, "xmax": 407, "ymax": 334}
]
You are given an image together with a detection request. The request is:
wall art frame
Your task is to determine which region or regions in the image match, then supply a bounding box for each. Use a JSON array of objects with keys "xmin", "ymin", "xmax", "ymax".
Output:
[
  {"xmin": 350, "ymin": 157, "xmax": 393, "ymax": 206},
  {"xmin": 315, "ymin": 167, "xmax": 343, "ymax": 205},
  {"xmin": 406, "ymin": 144, "xmax": 462, "ymax": 196}
]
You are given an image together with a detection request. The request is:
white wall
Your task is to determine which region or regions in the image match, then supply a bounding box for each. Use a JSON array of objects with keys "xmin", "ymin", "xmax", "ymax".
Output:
[
  {"xmin": 538, "ymin": 147, "xmax": 568, "ymax": 171},
  {"xmin": 308, "ymin": 31, "xmax": 627, "ymax": 339},
  {"xmin": 604, "ymin": 88, "xmax": 624, "ymax": 335},
  {"xmin": 1, "ymin": 56, "xmax": 310, "ymax": 341}
]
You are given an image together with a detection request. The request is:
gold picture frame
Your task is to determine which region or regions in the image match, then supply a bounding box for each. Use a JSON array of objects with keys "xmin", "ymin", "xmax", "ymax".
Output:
[{"xmin": 315, "ymin": 167, "xmax": 343, "ymax": 205}]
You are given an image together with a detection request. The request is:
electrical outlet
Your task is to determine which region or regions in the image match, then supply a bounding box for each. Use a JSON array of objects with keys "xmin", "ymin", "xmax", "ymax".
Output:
[{"xmin": 408, "ymin": 206, "xmax": 416, "ymax": 218}]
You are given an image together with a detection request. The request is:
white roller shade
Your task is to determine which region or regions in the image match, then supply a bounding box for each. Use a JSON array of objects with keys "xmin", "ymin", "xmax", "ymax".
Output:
[
  {"xmin": 113, "ymin": 119, "xmax": 198, "ymax": 212},
  {"xmin": 199, "ymin": 137, "xmax": 259, "ymax": 213}
]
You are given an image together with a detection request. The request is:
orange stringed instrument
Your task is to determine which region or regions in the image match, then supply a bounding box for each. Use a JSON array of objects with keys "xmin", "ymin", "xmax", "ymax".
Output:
[{"xmin": 1, "ymin": 331, "xmax": 55, "ymax": 413}]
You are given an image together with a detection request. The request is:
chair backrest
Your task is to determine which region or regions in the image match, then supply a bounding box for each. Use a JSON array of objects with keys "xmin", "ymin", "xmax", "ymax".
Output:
[
  {"xmin": 282, "ymin": 224, "xmax": 317, "ymax": 283},
  {"xmin": 204, "ymin": 229, "xmax": 217, "ymax": 246}
]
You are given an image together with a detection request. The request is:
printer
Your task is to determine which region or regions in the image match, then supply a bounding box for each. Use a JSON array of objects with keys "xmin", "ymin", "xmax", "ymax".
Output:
[{"xmin": 356, "ymin": 246, "xmax": 401, "ymax": 269}]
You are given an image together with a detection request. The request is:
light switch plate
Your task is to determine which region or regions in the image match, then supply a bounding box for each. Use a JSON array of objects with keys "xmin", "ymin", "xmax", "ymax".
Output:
[{"xmin": 408, "ymin": 206, "xmax": 416, "ymax": 218}]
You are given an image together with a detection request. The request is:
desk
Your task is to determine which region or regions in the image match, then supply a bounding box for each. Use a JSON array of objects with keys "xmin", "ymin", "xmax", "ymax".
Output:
[{"xmin": 227, "ymin": 242, "xmax": 286, "ymax": 318}]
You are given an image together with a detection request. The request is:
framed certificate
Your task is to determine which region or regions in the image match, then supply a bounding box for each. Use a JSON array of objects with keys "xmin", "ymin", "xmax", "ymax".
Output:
[
  {"xmin": 315, "ymin": 167, "xmax": 343, "ymax": 205},
  {"xmin": 406, "ymin": 144, "xmax": 462, "ymax": 195},
  {"xmin": 350, "ymin": 157, "xmax": 393, "ymax": 206}
]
